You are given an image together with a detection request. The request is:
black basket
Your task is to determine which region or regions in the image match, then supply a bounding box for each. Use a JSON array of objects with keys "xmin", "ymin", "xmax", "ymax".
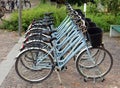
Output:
[
  {"xmin": 85, "ymin": 18, "xmax": 91, "ymax": 22},
  {"xmin": 88, "ymin": 22, "xmax": 97, "ymax": 28},
  {"xmin": 87, "ymin": 27, "xmax": 103, "ymax": 48}
]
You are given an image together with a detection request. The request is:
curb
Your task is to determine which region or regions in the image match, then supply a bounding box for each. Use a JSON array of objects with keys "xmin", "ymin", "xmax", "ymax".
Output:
[{"xmin": 0, "ymin": 37, "xmax": 24, "ymax": 85}]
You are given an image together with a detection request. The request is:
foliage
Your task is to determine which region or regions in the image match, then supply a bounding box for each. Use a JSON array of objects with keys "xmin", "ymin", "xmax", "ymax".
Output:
[
  {"xmin": 41, "ymin": 0, "xmax": 47, "ymax": 3},
  {"xmin": 67, "ymin": 0, "xmax": 95, "ymax": 6},
  {"xmin": 93, "ymin": 0, "xmax": 120, "ymax": 15},
  {"xmin": 1, "ymin": 3, "xmax": 67, "ymax": 31},
  {"xmin": 1, "ymin": 2, "xmax": 120, "ymax": 32},
  {"xmin": 86, "ymin": 13, "xmax": 120, "ymax": 32}
]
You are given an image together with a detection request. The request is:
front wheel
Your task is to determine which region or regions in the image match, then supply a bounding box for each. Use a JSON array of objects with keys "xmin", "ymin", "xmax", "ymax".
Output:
[
  {"xmin": 76, "ymin": 47, "xmax": 113, "ymax": 79},
  {"xmin": 15, "ymin": 48, "xmax": 54, "ymax": 83}
]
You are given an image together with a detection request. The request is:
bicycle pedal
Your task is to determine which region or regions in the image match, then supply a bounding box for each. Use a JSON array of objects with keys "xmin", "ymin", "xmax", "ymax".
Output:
[
  {"xmin": 101, "ymin": 78, "xmax": 105, "ymax": 82},
  {"xmin": 55, "ymin": 68, "xmax": 60, "ymax": 71},
  {"xmin": 61, "ymin": 66, "xmax": 67, "ymax": 71},
  {"xmin": 84, "ymin": 78, "xmax": 87, "ymax": 82}
]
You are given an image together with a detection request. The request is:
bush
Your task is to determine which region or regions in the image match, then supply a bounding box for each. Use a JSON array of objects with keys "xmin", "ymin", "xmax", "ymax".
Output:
[
  {"xmin": 1, "ymin": 3, "xmax": 120, "ymax": 32},
  {"xmin": 86, "ymin": 13, "xmax": 120, "ymax": 32},
  {"xmin": 1, "ymin": 3, "xmax": 67, "ymax": 31}
]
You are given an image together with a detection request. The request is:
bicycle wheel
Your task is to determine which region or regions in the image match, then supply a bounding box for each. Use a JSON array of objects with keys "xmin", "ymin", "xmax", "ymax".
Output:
[
  {"xmin": 24, "ymin": 33, "xmax": 48, "ymax": 43},
  {"xmin": 21, "ymin": 41, "xmax": 52, "ymax": 51},
  {"xmin": 76, "ymin": 47, "xmax": 113, "ymax": 79},
  {"xmin": 15, "ymin": 48, "xmax": 54, "ymax": 83}
]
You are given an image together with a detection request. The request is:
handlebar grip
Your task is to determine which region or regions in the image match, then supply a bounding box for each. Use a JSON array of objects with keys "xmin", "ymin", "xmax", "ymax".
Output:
[{"xmin": 90, "ymin": 0, "xmax": 96, "ymax": 4}]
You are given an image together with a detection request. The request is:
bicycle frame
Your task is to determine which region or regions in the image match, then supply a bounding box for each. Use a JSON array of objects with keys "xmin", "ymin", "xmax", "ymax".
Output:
[
  {"xmin": 36, "ymin": 19, "xmax": 90, "ymax": 69},
  {"xmin": 15, "ymin": 3, "xmax": 113, "ymax": 83}
]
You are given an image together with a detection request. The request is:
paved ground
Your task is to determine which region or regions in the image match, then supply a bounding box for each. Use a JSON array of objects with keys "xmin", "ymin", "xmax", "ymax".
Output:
[
  {"xmin": 0, "ymin": 33, "xmax": 120, "ymax": 88},
  {"xmin": 0, "ymin": 0, "xmax": 39, "ymax": 63},
  {"xmin": 0, "ymin": 0, "xmax": 120, "ymax": 87},
  {"xmin": 0, "ymin": 30, "xmax": 19, "ymax": 63}
]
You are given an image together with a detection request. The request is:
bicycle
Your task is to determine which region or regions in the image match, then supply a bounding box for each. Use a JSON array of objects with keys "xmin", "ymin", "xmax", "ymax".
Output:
[
  {"xmin": 0, "ymin": 6, "xmax": 5, "ymax": 19},
  {"xmin": 15, "ymin": 5, "xmax": 113, "ymax": 83},
  {"xmin": 20, "ymin": 13, "xmax": 55, "ymax": 51}
]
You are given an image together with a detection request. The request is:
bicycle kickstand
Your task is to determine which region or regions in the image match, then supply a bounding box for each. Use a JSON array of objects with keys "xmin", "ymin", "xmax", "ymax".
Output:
[{"xmin": 55, "ymin": 68, "xmax": 63, "ymax": 85}]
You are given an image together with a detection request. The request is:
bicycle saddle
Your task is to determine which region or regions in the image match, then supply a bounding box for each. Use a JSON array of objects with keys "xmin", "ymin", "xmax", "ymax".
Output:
[
  {"xmin": 42, "ymin": 22, "xmax": 54, "ymax": 27},
  {"xmin": 24, "ymin": 33, "xmax": 48, "ymax": 43},
  {"xmin": 88, "ymin": 22, "xmax": 97, "ymax": 28},
  {"xmin": 33, "ymin": 18, "xmax": 54, "ymax": 24},
  {"xmin": 31, "ymin": 24, "xmax": 48, "ymax": 28},
  {"xmin": 43, "ymin": 18, "xmax": 54, "ymax": 23},
  {"xmin": 44, "ymin": 16, "xmax": 54, "ymax": 20},
  {"xmin": 41, "ymin": 37, "xmax": 57, "ymax": 43},
  {"xmin": 44, "ymin": 12, "xmax": 54, "ymax": 16},
  {"xmin": 32, "ymin": 21, "xmax": 54, "ymax": 27},
  {"xmin": 85, "ymin": 18, "xmax": 91, "ymax": 22},
  {"xmin": 28, "ymin": 29, "xmax": 56, "ymax": 35},
  {"xmin": 42, "ymin": 30, "xmax": 57, "ymax": 35},
  {"xmin": 25, "ymin": 28, "xmax": 57, "ymax": 38}
]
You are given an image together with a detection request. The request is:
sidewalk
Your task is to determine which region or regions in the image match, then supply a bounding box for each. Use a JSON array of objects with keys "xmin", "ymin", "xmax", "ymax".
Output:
[
  {"xmin": 0, "ymin": 33, "xmax": 120, "ymax": 88},
  {"xmin": 0, "ymin": 37, "xmax": 23, "ymax": 85}
]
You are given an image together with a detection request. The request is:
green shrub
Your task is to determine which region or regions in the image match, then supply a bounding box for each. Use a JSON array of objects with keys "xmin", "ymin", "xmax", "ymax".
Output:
[
  {"xmin": 86, "ymin": 13, "xmax": 120, "ymax": 32},
  {"xmin": 1, "ymin": 3, "xmax": 120, "ymax": 32},
  {"xmin": 1, "ymin": 3, "xmax": 66, "ymax": 31}
]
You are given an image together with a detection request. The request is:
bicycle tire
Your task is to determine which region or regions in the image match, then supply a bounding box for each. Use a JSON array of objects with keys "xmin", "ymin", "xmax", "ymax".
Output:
[
  {"xmin": 21, "ymin": 40, "xmax": 52, "ymax": 51},
  {"xmin": 15, "ymin": 48, "xmax": 55, "ymax": 83},
  {"xmin": 23, "ymin": 33, "xmax": 48, "ymax": 43},
  {"xmin": 76, "ymin": 47, "xmax": 113, "ymax": 79},
  {"xmin": 25, "ymin": 28, "xmax": 47, "ymax": 38}
]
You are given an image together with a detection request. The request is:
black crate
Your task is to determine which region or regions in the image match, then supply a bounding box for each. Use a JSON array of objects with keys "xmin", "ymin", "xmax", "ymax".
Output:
[{"xmin": 87, "ymin": 27, "xmax": 103, "ymax": 47}]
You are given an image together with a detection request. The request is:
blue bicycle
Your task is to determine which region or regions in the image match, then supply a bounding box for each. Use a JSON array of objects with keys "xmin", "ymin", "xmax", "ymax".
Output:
[{"xmin": 15, "ymin": 3, "xmax": 113, "ymax": 83}]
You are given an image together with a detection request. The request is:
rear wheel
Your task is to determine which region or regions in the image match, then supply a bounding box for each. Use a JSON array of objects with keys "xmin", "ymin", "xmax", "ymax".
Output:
[{"xmin": 15, "ymin": 48, "xmax": 54, "ymax": 83}]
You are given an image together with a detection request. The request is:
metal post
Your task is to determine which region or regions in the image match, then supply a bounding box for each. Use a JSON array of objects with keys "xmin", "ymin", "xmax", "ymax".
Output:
[
  {"xmin": 84, "ymin": 3, "xmax": 87, "ymax": 17},
  {"xmin": 18, "ymin": 0, "xmax": 22, "ymax": 36}
]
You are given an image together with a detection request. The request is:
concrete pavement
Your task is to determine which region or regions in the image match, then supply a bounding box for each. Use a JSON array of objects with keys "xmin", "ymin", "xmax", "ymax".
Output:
[
  {"xmin": 0, "ymin": 33, "xmax": 120, "ymax": 88},
  {"xmin": 0, "ymin": 37, "xmax": 23, "ymax": 85}
]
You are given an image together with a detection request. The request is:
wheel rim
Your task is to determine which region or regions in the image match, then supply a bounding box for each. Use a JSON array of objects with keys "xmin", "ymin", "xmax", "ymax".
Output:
[
  {"xmin": 76, "ymin": 47, "xmax": 113, "ymax": 79},
  {"xmin": 15, "ymin": 48, "xmax": 54, "ymax": 82}
]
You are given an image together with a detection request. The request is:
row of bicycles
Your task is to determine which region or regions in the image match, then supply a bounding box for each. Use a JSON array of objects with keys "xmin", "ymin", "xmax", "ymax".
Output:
[
  {"xmin": 0, "ymin": 6, "xmax": 5, "ymax": 19},
  {"xmin": 15, "ymin": 3, "xmax": 113, "ymax": 83}
]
